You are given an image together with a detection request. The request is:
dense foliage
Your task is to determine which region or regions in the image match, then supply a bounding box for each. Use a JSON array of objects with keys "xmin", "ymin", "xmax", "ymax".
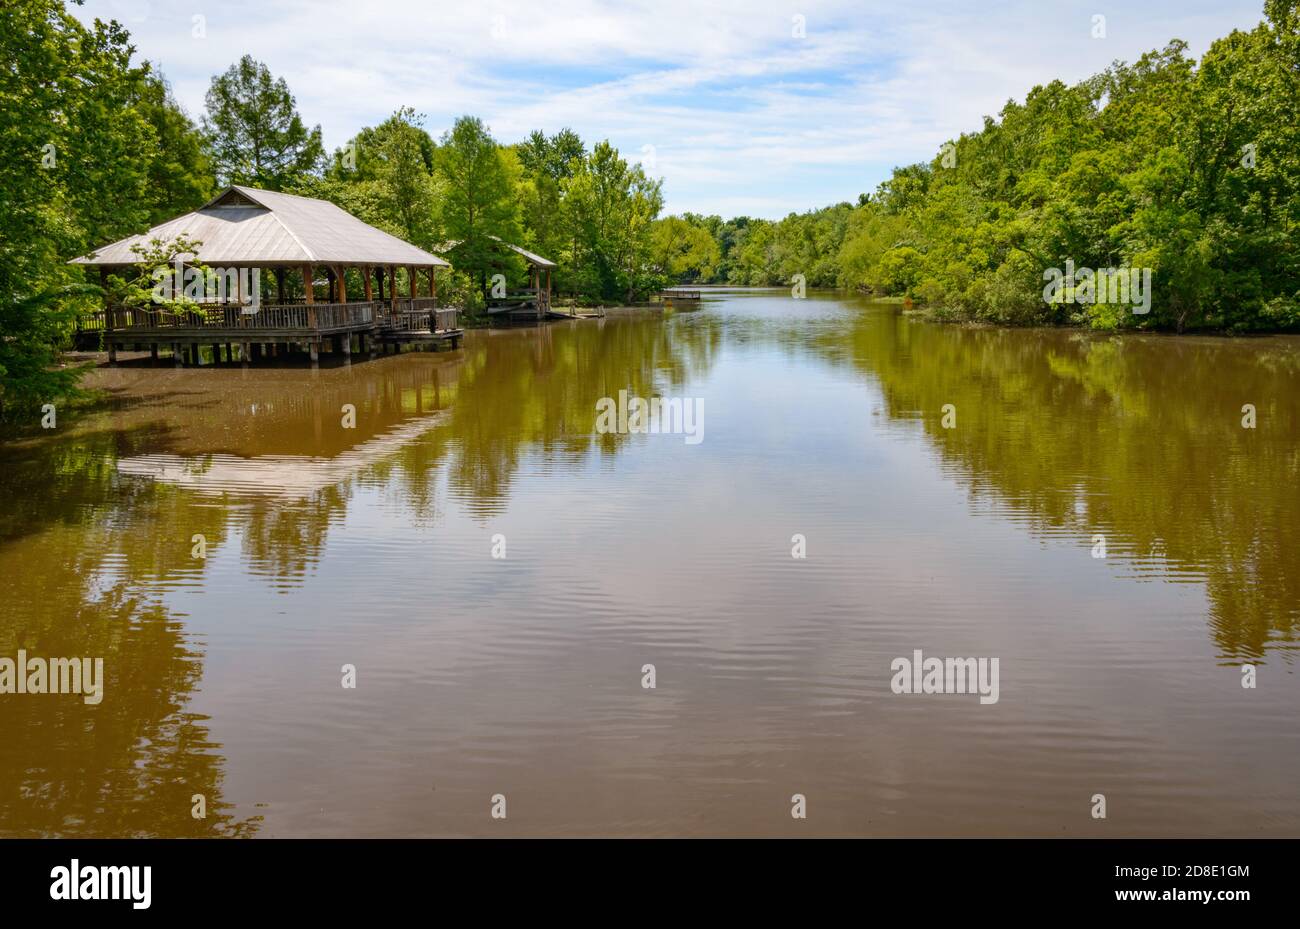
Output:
[
  {"xmin": 666, "ymin": 2, "xmax": 1300, "ymax": 332},
  {"xmin": 310, "ymin": 117, "xmax": 666, "ymax": 310},
  {"xmin": 0, "ymin": 1, "xmax": 215, "ymax": 424}
]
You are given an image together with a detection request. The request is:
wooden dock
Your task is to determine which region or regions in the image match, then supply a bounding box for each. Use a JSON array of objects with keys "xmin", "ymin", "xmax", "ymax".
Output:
[
  {"xmin": 76, "ymin": 299, "xmax": 462, "ymax": 367},
  {"xmin": 546, "ymin": 305, "xmax": 606, "ymax": 319},
  {"xmin": 654, "ymin": 288, "xmax": 702, "ymax": 309}
]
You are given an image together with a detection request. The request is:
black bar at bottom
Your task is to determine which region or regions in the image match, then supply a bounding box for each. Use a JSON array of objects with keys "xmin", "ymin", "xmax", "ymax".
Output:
[{"xmin": 0, "ymin": 838, "xmax": 1288, "ymax": 915}]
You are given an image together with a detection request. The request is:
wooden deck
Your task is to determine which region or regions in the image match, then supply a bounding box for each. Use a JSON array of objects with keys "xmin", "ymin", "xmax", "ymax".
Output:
[
  {"xmin": 487, "ymin": 288, "xmax": 552, "ymax": 321},
  {"xmin": 487, "ymin": 291, "xmax": 610, "ymax": 322},
  {"xmin": 77, "ymin": 299, "xmax": 462, "ymax": 366},
  {"xmin": 546, "ymin": 305, "xmax": 606, "ymax": 320},
  {"xmin": 655, "ymin": 289, "xmax": 702, "ymax": 305},
  {"xmin": 377, "ymin": 300, "xmax": 462, "ymax": 347}
]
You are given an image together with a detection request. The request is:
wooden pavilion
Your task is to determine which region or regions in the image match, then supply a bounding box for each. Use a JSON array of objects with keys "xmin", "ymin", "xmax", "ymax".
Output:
[{"xmin": 71, "ymin": 186, "xmax": 462, "ymax": 367}]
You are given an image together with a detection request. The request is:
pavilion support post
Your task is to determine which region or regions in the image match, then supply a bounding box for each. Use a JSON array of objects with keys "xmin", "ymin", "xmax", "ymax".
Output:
[
  {"xmin": 173, "ymin": 343, "xmax": 182, "ymax": 367},
  {"xmin": 342, "ymin": 334, "xmax": 352, "ymax": 365},
  {"xmin": 241, "ymin": 342, "xmax": 250, "ymax": 367},
  {"xmin": 335, "ymin": 265, "xmax": 347, "ymax": 303},
  {"xmin": 409, "ymin": 265, "xmax": 417, "ymax": 299},
  {"xmin": 304, "ymin": 264, "xmax": 318, "ymax": 331},
  {"xmin": 390, "ymin": 265, "xmax": 398, "ymax": 316},
  {"xmin": 108, "ymin": 344, "xmax": 117, "ymax": 366},
  {"xmin": 98, "ymin": 269, "xmax": 111, "ymax": 341},
  {"xmin": 276, "ymin": 268, "xmax": 286, "ymax": 305},
  {"xmin": 150, "ymin": 344, "xmax": 158, "ymax": 365},
  {"xmin": 364, "ymin": 266, "xmax": 373, "ymax": 302},
  {"xmin": 225, "ymin": 343, "xmax": 233, "ymax": 363}
]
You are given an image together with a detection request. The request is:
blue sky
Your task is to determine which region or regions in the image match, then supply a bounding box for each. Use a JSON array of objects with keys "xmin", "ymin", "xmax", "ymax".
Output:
[{"xmin": 76, "ymin": 0, "xmax": 1267, "ymax": 218}]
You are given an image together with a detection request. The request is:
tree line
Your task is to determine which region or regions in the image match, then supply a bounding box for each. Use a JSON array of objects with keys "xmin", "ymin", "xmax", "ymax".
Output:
[{"xmin": 662, "ymin": 2, "xmax": 1300, "ymax": 334}]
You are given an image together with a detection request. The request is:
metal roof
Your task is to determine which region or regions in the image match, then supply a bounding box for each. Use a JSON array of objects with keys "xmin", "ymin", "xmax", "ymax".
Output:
[
  {"xmin": 71, "ymin": 186, "xmax": 451, "ymax": 268},
  {"xmin": 434, "ymin": 235, "xmax": 557, "ymax": 270}
]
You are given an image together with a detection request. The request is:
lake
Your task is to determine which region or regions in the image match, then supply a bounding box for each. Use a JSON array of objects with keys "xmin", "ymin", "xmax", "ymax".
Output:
[{"xmin": 1, "ymin": 289, "xmax": 1297, "ymax": 837}]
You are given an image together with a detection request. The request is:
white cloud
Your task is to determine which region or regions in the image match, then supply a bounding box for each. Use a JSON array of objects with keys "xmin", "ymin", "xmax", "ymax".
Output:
[{"xmin": 77, "ymin": 0, "xmax": 1267, "ymax": 217}]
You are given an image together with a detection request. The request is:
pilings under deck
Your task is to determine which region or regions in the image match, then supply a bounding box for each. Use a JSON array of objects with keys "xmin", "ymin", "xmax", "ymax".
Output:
[{"xmin": 100, "ymin": 325, "xmax": 463, "ymax": 369}]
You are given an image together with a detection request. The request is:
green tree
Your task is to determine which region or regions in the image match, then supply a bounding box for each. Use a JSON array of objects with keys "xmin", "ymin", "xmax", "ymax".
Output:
[
  {"xmin": 0, "ymin": 0, "xmax": 155, "ymax": 425},
  {"xmin": 434, "ymin": 116, "xmax": 519, "ymax": 298},
  {"xmin": 319, "ymin": 107, "xmax": 439, "ymax": 246},
  {"xmin": 202, "ymin": 55, "xmax": 324, "ymax": 190},
  {"xmin": 562, "ymin": 141, "xmax": 663, "ymax": 301},
  {"xmin": 649, "ymin": 216, "xmax": 720, "ymax": 282},
  {"xmin": 135, "ymin": 71, "xmax": 215, "ymax": 223},
  {"xmin": 514, "ymin": 129, "xmax": 585, "ymax": 286}
]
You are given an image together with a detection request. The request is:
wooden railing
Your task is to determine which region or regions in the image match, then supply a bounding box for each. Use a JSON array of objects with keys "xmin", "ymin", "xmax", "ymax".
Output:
[
  {"xmin": 380, "ymin": 304, "xmax": 459, "ymax": 333},
  {"xmin": 383, "ymin": 309, "xmax": 433, "ymax": 332},
  {"xmin": 301, "ymin": 302, "xmax": 379, "ymax": 330},
  {"xmin": 433, "ymin": 309, "xmax": 458, "ymax": 332},
  {"xmin": 78, "ymin": 301, "xmax": 460, "ymax": 337},
  {"xmin": 77, "ymin": 311, "xmax": 108, "ymax": 331},
  {"xmin": 87, "ymin": 302, "xmax": 380, "ymax": 332}
]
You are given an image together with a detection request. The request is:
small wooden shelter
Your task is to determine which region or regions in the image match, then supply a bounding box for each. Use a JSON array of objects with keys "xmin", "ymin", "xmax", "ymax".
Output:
[{"xmin": 435, "ymin": 235, "xmax": 557, "ymax": 320}]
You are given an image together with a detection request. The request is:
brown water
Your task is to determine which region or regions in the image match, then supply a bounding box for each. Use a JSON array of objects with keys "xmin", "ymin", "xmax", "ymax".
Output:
[{"xmin": 1, "ymin": 290, "xmax": 1298, "ymax": 837}]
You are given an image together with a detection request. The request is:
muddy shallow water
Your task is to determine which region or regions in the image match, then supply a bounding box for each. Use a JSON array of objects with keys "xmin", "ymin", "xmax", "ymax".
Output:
[{"xmin": 1, "ymin": 290, "xmax": 1297, "ymax": 836}]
